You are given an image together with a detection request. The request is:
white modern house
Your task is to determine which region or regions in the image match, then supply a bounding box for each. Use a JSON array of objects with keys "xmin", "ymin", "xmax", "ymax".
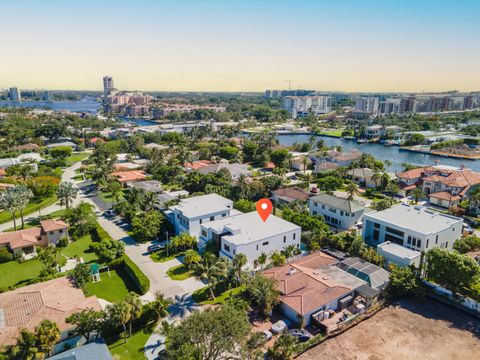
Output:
[
  {"xmin": 362, "ymin": 204, "xmax": 462, "ymax": 252},
  {"xmin": 199, "ymin": 211, "xmax": 301, "ymax": 266},
  {"xmin": 377, "ymin": 241, "xmax": 421, "ymax": 267},
  {"xmin": 308, "ymin": 194, "xmax": 365, "ymax": 230},
  {"xmin": 166, "ymin": 194, "xmax": 235, "ymax": 239}
]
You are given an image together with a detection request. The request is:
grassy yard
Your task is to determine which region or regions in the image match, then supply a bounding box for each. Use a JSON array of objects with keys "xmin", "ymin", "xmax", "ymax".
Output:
[
  {"xmin": 0, "ymin": 259, "xmax": 43, "ymax": 290},
  {"xmin": 65, "ymin": 152, "xmax": 90, "ymax": 165},
  {"xmin": 317, "ymin": 129, "xmax": 344, "ymax": 137},
  {"xmin": 107, "ymin": 322, "xmax": 156, "ymax": 360},
  {"xmin": 192, "ymin": 285, "xmax": 246, "ymax": 305},
  {"xmin": 0, "ymin": 196, "xmax": 58, "ymax": 224},
  {"xmin": 99, "ymin": 190, "xmax": 125, "ymax": 203},
  {"xmin": 85, "ymin": 267, "xmax": 142, "ymax": 302},
  {"xmin": 150, "ymin": 249, "xmax": 185, "ymax": 263},
  {"xmin": 62, "ymin": 233, "xmax": 98, "ymax": 263},
  {"xmin": 166, "ymin": 264, "xmax": 195, "ymax": 280}
]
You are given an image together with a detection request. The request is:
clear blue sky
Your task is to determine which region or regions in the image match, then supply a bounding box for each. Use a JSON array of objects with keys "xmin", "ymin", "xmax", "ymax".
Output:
[{"xmin": 1, "ymin": 0, "xmax": 479, "ymax": 91}]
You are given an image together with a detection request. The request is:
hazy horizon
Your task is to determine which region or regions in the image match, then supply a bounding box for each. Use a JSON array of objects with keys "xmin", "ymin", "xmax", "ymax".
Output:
[{"xmin": 1, "ymin": 0, "xmax": 479, "ymax": 92}]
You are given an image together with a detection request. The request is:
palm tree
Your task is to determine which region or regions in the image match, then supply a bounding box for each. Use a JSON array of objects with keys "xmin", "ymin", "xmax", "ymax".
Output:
[
  {"xmin": 194, "ymin": 253, "xmax": 228, "ymax": 300},
  {"xmin": 36, "ymin": 319, "xmax": 60, "ymax": 357},
  {"xmin": 57, "ymin": 182, "xmax": 78, "ymax": 209},
  {"xmin": 268, "ymin": 334, "xmax": 298, "ymax": 360},
  {"xmin": 232, "ymin": 253, "xmax": 247, "ymax": 286},
  {"xmin": 257, "ymin": 253, "xmax": 267, "ymax": 269},
  {"xmin": 384, "ymin": 159, "xmax": 392, "ymax": 169},
  {"xmin": 0, "ymin": 187, "xmax": 20, "ymax": 230},
  {"xmin": 11, "ymin": 329, "xmax": 39, "ymax": 360},
  {"xmin": 125, "ymin": 292, "xmax": 143, "ymax": 337},
  {"xmin": 371, "ymin": 171, "xmax": 382, "ymax": 189},
  {"xmin": 107, "ymin": 301, "xmax": 132, "ymax": 343},
  {"xmin": 468, "ymin": 185, "xmax": 480, "ymax": 212},
  {"xmin": 152, "ymin": 291, "xmax": 172, "ymax": 318},
  {"xmin": 386, "ymin": 181, "xmax": 399, "ymax": 199},
  {"xmin": 380, "ymin": 172, "xmax": 390, "ymax": 190},
  {"xmin": 15, "ymin": 185, "xmax": 33, "ymax": 229},
  {"xmin": 412, "ymin": 187, "xmax": 424, "ymax": 204},
  {"xmin": 345, "ymin": 182, "xmax": 359, "ymax": 200},
  {"xmin": 302, "ymin": 156, "xmax": 309, "ymax": 174}
]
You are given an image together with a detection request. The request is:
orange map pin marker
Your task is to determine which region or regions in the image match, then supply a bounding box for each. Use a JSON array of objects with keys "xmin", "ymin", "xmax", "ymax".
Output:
[{"xmin": 256, "ymin": 198, "xmax": 273, "ymax": 222}]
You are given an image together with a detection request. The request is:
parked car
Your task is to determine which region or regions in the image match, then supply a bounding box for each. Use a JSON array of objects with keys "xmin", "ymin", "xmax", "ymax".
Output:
[
  {"xmin": 287, "ymin": 329, "xmax": 312, "ymax": 342},
  {"xmin": 463, "ymin": 223, "xmax": 474, "ymax": 235},
  {"xmin": 147, "ymin": 244, "xmax": 164, "ymax": 253},
  {"xmin": 104, "ymin": 209, "xmax": 116, "ymax": 218}
]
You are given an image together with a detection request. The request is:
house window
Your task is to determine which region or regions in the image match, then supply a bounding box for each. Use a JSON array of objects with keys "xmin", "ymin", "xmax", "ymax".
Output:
[
  {"xmin": 49, "ymin": 231, "xmax": 54, "ymax": 235},
  {"xmin": 435, "ymin": 235, "xmax": 438, "ymax": 244},
  {"xmin": 233, "ymin": 249, "xmax": 236, "ymax": 255},
  {"xmin": 314, "ymin": 202, "xmax": 317, "ymax": 207},
  {"xmin": 224, "ymin": 244, "xmax": 230, "ymax": 252},
  {"xmin": 199, "ymin": 219, "xmax": 202, "ymax": 224},
  {"xmin": 222, "ymin": 213, "xmax": 226, "ymax": 217},
  {"xmin": 59, "ymin": 230, "xmax": 63, "ymax": 234},
  {"xmin": 210, "ymin": 216, "xmax": 214, "ymax": 221},
  {"xmin": 322, "ymin": 205, "xmax": 325, "ymax": 209},
  {"xmin": 445, "ymin": 242, "xmax": 448, "ymax": 248},
  {"xmin": 293, "ymin": 233, "xmax": 296, "ymax": 240},
  {"xmin": 452, "ymin": 228, "xmax": 455, "ymax": 231},
  {"xmin": 313, "ymin": 211, "xmax": 317, "ymax": 215},
  {"xmin": 417, "ymin": 240, "xmax": 421, "ymax": 248},
  {"xmin": 256, "ymin": 244, "xmax": 259, "ymax": 251},
  {"xmin": 263, "ymin": 241, "xmax": 269, "ymax": 246},
  {"xmin": 374, "ymin": 223, "xmax": 380, "ymax": 229},
  {"xmin": 283, "ymin": 236, "xmax": 286, "ymax": 243},
  {"xmin": 373, "ymin": 229, "xmax": 379, "ymax": 241},
  {"xmin": 407, "ymin": 236, "xmax": 411, "ymax": 245},
  {"xmin": 340, "ymin": 211, "xmax": 344, "ymax": 216},
  {"xmin": 426, "ymin": 239, "xmax": 429, "ymax": 248},
  {"xmin": 201, "ymin": 230, "xmax": 207, "ymax": 237}
]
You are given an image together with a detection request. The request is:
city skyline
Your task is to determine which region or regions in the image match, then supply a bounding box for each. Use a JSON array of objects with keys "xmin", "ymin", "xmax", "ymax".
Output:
[{"xmin": 1, "ymin": 0, "xmax": 480, "ymax": 92}]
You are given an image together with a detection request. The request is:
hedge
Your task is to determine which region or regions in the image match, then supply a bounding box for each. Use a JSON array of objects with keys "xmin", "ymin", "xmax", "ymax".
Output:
[{"xmin": 122, "ymin": 255, "xmax": 150, "ymax": 295}]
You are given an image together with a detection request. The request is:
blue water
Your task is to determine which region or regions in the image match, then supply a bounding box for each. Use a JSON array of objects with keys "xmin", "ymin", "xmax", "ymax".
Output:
[
  {"xmin": 277, "ymin": 134, "xmax": 480, "ymax": 172},
  {"xmin": 0, "ymin": 100, "xmax": 100, "ymax": 113}
]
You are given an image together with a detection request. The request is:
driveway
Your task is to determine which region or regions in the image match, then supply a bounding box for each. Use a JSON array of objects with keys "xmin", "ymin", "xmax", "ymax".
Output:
[
  {"xmin": 73, "ymin": 175, "xmax": 205, "ymax": 300},
  {"xmin": 0, "ymin": 161, "xmax": 83, "ymax": 232}
]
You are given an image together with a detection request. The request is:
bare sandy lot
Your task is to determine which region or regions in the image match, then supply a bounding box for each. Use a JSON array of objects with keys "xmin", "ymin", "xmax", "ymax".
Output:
[{"xmin": 298, "ymin": 299, "xmax": 480, "ymax": 360}]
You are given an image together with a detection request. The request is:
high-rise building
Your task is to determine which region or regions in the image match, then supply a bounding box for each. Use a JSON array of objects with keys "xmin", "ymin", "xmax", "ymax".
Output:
[
  {"xmin": 283, "ymin": 95, "xmax": 331, "ymax": 118},
  {"xmin": 43, "ymin": 90, "xmax": 52, "ymax": 102},
  {"xmin": 103, "ymin": 76, "xmax": 114, "ymax": 97},
  {"xmin": 355, "ymin": 97, "xmax": 379, "ymax": 113},
  {"xmin": 399, "ymin": 97, "xmax": 416, "ymax": 113},
  {"xmin": 9, "ymin": 87, "xmax": 21, "ymax": 102}
]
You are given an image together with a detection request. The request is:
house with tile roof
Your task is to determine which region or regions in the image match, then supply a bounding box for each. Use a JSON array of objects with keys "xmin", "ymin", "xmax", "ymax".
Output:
[
  {"xmin": 111, "ymin": 170, "xmax": 148, "ymax": 185},
  {"xmin": 396, "ymin": 164, "xmax": 480, "ymax": 207},
  {"xmin": 0, "ymin": 219, "xmax": 68, "ymax": 258},
  {"xmin": 271, "ymin": 187, "xmax": 310, "ymax": 205},
  {"xmin": 308, "ymin": 193, "xmax": 365, "ymax": 230},
  {"xmin": 0, "ymin": 277, "xmax": 101, "ymax": 346},
  {"xmin": 263, "ymin": 252, "xmax": 365, "ymax": 326}
]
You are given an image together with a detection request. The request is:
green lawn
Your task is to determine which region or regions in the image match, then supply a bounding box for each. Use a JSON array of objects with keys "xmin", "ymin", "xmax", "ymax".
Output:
[
  {"xmin": 99, "ymin": 190, "xmax": 125, "ymax": 203},
  {"xmin": 0, "ymin": 196, "xmax": 58, "ymax": 225},
  {"xmin": 192, "ymin": 285, "xmax": 246, "ymax": 305},
  {"xmin": 318, "ymin": 129, "xmax": 344, "ymax": 137},
  {"xmin": 107, "ymin": 322, "xmax": 155, "ymax": 360},
  {"xmin": 166, "ymin": 264, "xmax": 195, "ymax": 280},
  {"xmin": 85, "ymin": 267, "xmax": 142, "ymax": 302},
  {"xmin": 62, "ymin": 233, "xmax": 98, "ymax": 263},
  {"xmin": 0, "ymin": 259, "xmax": 43, "ymax": 290},
  {"xmin": 150, "ymin": 249, "xmax": 185, "ymax": 263},
  {"xmin": 65, "ymin": 152, "xmax": 90, "ymax": 165}
]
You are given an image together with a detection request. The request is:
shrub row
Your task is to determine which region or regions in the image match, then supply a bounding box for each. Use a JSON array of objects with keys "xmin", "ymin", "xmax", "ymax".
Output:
[{"xmin": 110, "ymin": 255, "xmax": 150, "ymax": 295}]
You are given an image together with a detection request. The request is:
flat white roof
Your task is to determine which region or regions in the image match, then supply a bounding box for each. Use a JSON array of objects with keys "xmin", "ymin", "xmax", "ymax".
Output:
[
  {"xmin": 205, "ymin": 211, "xmax": 300, "ymax": 245},
  {"xmin": 170, "ymin": 193, "xmax": 232, "ymax": 218},
  {"xmin": 377, "ymin": 241, "xmax": 421, "ymax": 259},
  {"xmin": 364, "ymin": 204, "xmax": 462, "ymax": 235}
]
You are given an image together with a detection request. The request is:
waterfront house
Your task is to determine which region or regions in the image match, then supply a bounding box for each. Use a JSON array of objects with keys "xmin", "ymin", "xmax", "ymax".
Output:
[
  {"xmin": 199, "ymin": 211, "xmax": 300, "ymax": 266},
  {"xmin": 347, "ymin": 168, "xmax": 396, "ymax": 188},
  {"xmin": 309, "ymin": 149, "xmax": 362, "ymax": 168},
  {"xmin": 197, "ymin": 163, "xmax": 252, "ymax": 181},
  {"xmin": 362, "ymin": 204, "xmax": 462, "ymax": 252},
  {"xmin": 308, "ymin": 193, "xmax": 365, "ymax": 230}
]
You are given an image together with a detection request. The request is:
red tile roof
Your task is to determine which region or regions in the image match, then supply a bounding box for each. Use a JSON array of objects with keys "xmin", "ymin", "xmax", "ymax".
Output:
[
  {"xmin": 263, "ymin": 252, "xmax": 351, "ymax": 316},
  {"xmin": 40, "ymin": 219, "xmax": 69, "ymax": 232},
  {"xmin": 112, "ymin": 170, "xmax": 147, "ymax": 183},
  {"xmin": 428, "ymin": 191, "xmax": 461, "ymax": 202},
  {"xmin": 272, "ymin": 187, "xmax": 310, "ymax": 202},
  {"xmin": 0, "ymin": 169, "xmax": 6, "ymax": 177},
  {"xmin": 184, "ymin": 160, "xmax": 213, "ymax": 170},
  {"xmin": 0, "ymin": 228, "xmax": 42, "ymax": 250},
  {"xmin": 0, "ymin": 277, "xmax": 101, "ymax": 345},
  {"xmin": 396, "ymin": 167, "xmax": 425, "ymax": 180}
]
